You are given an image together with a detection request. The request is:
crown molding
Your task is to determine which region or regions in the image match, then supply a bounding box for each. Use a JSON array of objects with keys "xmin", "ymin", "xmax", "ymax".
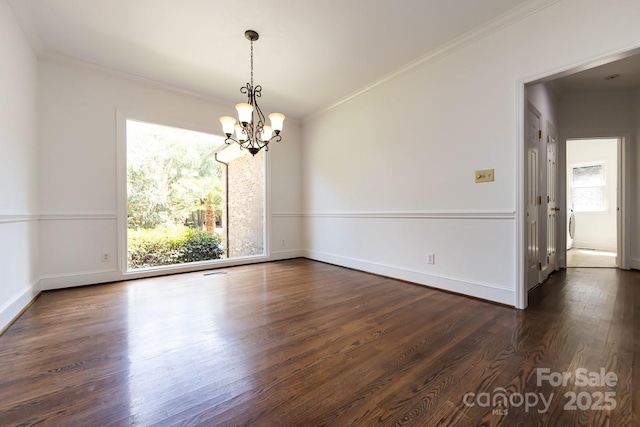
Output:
[
  {"xmin": 41, "ymin": 52, "xmax": 230, "ymax": 104},
  {"xmin": 7, "ymin": 0, "xmax": 44, "ymax": 56},
  {"xmin": 304, "ymin": 0, "xmax": 561, "ymax": 122}
]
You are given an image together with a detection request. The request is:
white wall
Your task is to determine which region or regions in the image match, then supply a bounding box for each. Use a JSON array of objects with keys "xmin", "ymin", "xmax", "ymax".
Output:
[
  {"xmin": 302, "ymin": 0, "xmax": 640, "ymax": 306},
  {"xmin": 527, "ymin": 83, "xmax": 558, "ymax": 129},
  {"xmin": 559, "ymin": 91, "xmax": 637, "ymax": 264},
  {"xmin": 0, "ymin": 0, "xmax": 39, "ymax": 331},
  {"xmin": 38, "ymin": 58, "xmax": 302, "ymax": 290},
  {"xmin": 566, "ymin": 139, "xmax": 618, "ymax": 251}
]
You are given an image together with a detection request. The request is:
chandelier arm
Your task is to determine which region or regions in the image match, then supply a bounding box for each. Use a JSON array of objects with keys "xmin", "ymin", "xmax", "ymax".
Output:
[{"xmin": 267, "ymin": 134, "xmax": 282, "ymax": 145}]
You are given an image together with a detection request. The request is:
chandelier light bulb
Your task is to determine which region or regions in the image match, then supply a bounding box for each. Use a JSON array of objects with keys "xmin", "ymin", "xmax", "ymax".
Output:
[
  {"xmin": 235, "ymin": 124, "xmax": 248, "ymax": 142},
  {"xmin": 235, "ymin": 103, "xmax": 254, "ymax": 125},
  {"xmin": 219, "ymin": 116, "xmax": 237, "ymax": 137},
  {"xmin": 268, "ymin": 113, "xmax": 285, "ymax": 134},
  {"xmin": 261, "ymin": 125, "xmax": 273, "ymax": 141}
]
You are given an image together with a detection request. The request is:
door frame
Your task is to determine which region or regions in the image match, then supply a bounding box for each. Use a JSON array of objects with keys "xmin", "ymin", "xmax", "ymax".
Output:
[
  {"xmin": 542, "ymin": 121, "xmax": 559, "ymax": 277},
  {"xmin": 516, "ymin": 46, "xmax": 640, "ymax": 309},
  {"xmin": 561, "ymin": 134, "xmax": 628, "ymax": 269},
  {"xmin": 525, "ymin": 102, "xmax": 543, "ymax": 291}
]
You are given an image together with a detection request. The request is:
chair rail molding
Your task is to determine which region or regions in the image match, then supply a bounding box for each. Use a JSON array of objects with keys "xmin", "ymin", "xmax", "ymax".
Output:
[
  {"xmin": 39, "ymin": 213, "xmax": 118, "ymax": 221},
  {"xmin": 0, "ymin": 214, "xmax": 40, "ymax": 224},
  {"xmin": 300, "ymin": 210, "xmax": 515, "ymax": 220}
]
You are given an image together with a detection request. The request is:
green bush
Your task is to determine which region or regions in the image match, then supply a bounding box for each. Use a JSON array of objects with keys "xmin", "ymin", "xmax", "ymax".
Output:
[{"xmin": 128, "ymin": 227, "xmax": 225, "ymax": 269}]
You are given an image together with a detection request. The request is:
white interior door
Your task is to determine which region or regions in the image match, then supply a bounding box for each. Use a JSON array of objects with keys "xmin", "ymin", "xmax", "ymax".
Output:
[
  {"xmin": 545, "ymin": 122, "xmax": 558, "ymax": 273},
  {"xmin": 526, "ymin": 105, "xmax": 541, "ymax": 290}
]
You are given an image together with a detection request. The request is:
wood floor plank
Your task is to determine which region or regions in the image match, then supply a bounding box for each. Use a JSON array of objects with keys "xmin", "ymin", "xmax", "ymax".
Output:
[{"xmin": 0, "ymin": 260, "xmax": 638, "ymax": 426}]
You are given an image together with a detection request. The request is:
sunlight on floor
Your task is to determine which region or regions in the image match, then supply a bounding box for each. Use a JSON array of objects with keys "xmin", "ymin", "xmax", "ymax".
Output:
[{"xmin": 567, "ymin": 248, "xmax": 616, "ymax": 268}]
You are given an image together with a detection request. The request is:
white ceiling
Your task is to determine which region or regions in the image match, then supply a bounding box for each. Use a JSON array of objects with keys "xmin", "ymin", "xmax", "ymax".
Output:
[
  {"xmin": 549, "ymin": 52, "xmax": 640, "ymax": 95},
  {"xmin": 10, "ymin": 0, "xmax": 532, "ymax": 119}
]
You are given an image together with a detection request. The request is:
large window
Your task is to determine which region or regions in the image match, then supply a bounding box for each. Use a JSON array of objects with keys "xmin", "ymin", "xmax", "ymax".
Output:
[
  {"xmin": 570, "ymin": 162, "xmax": 606, "ymax": 212},
  {"xmin": 126, "ymin": 119, "xmax": 265, "ymax": 271}
]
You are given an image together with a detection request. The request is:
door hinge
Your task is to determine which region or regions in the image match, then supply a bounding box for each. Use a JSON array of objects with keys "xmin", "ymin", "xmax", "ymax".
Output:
[
  {"xmin": 538, "ymin": 130, "xmax": 542, "ymax": 139},
  {"xmin": 538, "ymin": 195, "xmax": 542, "ymax": 205},
  {"xmin": 547, "ymin": 135, "xmax": 550, "ymax": 142},
  {"xmin": 538, "ymin": 262, "xmax": 542, "ymax": 271},
  {"xmin": 547, "ymin": 195, "xmax": 550, "ymax": 203},
  {"xmin": 547, "ymin": 256, "xmax": 550, "ymax": 264}
]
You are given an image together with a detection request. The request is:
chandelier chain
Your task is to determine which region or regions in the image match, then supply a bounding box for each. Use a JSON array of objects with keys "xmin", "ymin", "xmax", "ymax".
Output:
[{"xmin": 250, "ymin": 38, "xmax": 254, "ymax": 88}]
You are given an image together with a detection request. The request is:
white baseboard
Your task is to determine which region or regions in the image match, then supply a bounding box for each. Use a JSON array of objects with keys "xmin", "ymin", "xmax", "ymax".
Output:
[
  {"xmin": 39, "ymin": 250, "xmax": 305, "ymax": 291},
  {"xmin": 571, "ymin": 241, "xmax": 616, "ymax": 252},
  {"xmin": 23, "ymin": 249, "xmax": 514, "ymax": 322},
  {"xmin": 303, "ymin": 250, "xmax": 515, "ymax": 307},
  {"xmin": 39, "ymin": 270, "xmax": 121, "ymax": 291},
  {"xmin": 631, "ymin": 259, "xmax": 640, "ymax": 270},
  {"xmin": 0, "ymin": 280, "xmax": 41, "ymax": 333},
  {"xmin": 269, "ymin": 249, "xmax": 305, "ymax": 260}
]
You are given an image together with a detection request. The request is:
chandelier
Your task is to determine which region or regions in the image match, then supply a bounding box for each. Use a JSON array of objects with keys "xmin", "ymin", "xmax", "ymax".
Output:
[{"xmin": 219, "ymin": 30, "xmax": 285, "ymax": 156}]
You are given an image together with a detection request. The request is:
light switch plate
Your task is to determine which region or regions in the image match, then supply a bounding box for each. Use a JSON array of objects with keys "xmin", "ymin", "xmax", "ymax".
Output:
[{"xmin": 475, "ymin": 169, "xmax": 495, "ymax": 183}]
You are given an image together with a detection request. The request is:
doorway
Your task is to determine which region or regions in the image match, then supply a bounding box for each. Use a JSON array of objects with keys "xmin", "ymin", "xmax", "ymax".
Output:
[
  {"xmin": 519, "ymin": 49, "xmax": 640, "ymax": 308},
  {"xmin": 566, "ymin": 138, "xmax": 619, "ymax": 268}
]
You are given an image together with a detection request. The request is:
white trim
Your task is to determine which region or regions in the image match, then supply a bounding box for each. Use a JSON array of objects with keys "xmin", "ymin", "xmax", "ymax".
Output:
[
  {"xmin": 39, "ymin": 270, "xmax": 121, "ymax": 291},
  {"xmin": 631, "ymin": 259, "xmax": 640, "ymax": 270},
  {"xmin": 304, "ymin": 250, "xmax": 515, "ymax": 306},
  {"xmin": 116, "ymin": 109, "xmax": 241, "ymax": 275},
  {"xmin": 272, "ymin": 212, "xmax": 304, "ymax": 218},
  {"xmin": 0, "ymin": 214, "xmax": 40, "ymax": 224},
  {"xmin": 39, "ymin": 251, "xmax": 303, "ymax": 291},
  {"xmin": 0, "ymin": 213, "xmax": 117, "ymax": 224},
  {"xmin": 515, "ymin": 81, "xmax": 526, "ymax": 309},
  {"xmin": 40, "ymin": 53, "xmax": 233, "ymax": 111},
  {"xmin": 571, "ymin": 241, "xmax": 617, "ymax": 252},
  {"xmin": 0, "ymin": 279, "xmax": 40, "ymax": 333},
  {"xmin": 302, "ymin": 210, "xmax": 515, "ymax": 220},
  {"xmin": 264, "ymin": 144, "xmax": 271, "ymax": 260},
  {"xmin": 562, "ymin": 133, "xmax": 630, "ymax": 270},
  {"xmin": 40, "ymin": 213, "xmax": 117, "ymax": 221},
  {"xmin": 116, "ymin": 110, "xmax": 128, "ymax": 274},
  {"xmin": 305, "ymin": 0, "xmax": 561, "ymax": 122},
  {"xmin": 6, "ymin": 0, "xmax": 44, "ymax": 56},
  {"xmin": 269, "ymin": 250, "xmax": 305, "ymax": 260}
]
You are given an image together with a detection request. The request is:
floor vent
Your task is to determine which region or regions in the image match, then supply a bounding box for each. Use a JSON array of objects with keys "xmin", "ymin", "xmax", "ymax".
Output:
[{"xmin": 203, "ymin": 271, "xmax": 228, "ymax": 276}]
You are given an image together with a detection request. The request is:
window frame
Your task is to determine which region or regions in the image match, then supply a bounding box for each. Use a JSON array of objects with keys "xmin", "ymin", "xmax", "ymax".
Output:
[
  {"xmin": 116, "ymin": 110, "xmax": 269, "ymax": 276},
  {"xmin": 569, "ymin": 161, "xmax": 607, "ymax": 213}
]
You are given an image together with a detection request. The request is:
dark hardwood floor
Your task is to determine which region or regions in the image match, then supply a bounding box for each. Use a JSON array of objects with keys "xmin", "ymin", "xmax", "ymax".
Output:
[{"xmin": 0, "ymin": 259, "xmax": 637, "ymax": 426}]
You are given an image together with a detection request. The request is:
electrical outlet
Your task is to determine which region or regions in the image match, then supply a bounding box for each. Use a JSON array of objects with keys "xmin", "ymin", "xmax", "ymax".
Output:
[
  {"xmin": 427, "ymin": 253, "xmax": 435, "ymax": 265},
  {"xmin": 102, "ymin": 252, "xmax": 109, "ymax": 262}
]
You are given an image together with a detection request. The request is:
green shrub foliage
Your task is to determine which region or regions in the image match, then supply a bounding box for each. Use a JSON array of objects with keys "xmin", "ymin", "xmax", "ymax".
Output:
[{"xmin": 128, "ymin": 227, "xmax": 224, "ymax": 269}]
